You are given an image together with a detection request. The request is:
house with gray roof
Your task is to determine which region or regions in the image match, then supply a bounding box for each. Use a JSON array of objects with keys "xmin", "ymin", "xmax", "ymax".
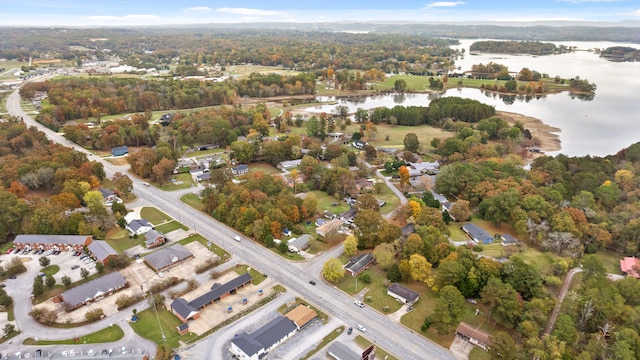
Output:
[
  {"xmin": 500, "ymin": 234, "xmax": 519, "ymax": 246},
  {"xmin": 288, "ymin": 234, "xmax": 312, "ymax": 253},
  {"xmin": 125, "ymin": 219, "xmax": 153, "ymax": 236},
  {"xmin": 87, "ymin": 240, "xmax": 118, "ymax": 264},
  {"xmin": 230, "ymin": 316, "xmax": 298, "ymax": 360},
  {"xmin": 14, "ymin": 234, "xmax": 92, "ymax": 252},
  {"xmin": 344, "ymin": 254, "xmax": 374, "ymax": 277},
  {"xmin": 462, "ymin": 224, "xmax": 494, "ymax": 244},
  {"xmin": 144, "ymin": 229, "xmax": 166, "ymax": 248},
  {"xmin": 60, "ymin": 272, "xmax": 127, "ymax": 310},
  {"xmin": 387, "ymin": 283, "xmax": 420, "ymax": 305},
  {"xmin": 232, "ymin": 164, "xmax": 249, "ymax": 176},
  {"xmin": 170, "ymin": 298, "xmax": 199, "ymax": 323},
  {"xmin": 144, "ymin": 243, "xmax": 194, "ymax": 272}
]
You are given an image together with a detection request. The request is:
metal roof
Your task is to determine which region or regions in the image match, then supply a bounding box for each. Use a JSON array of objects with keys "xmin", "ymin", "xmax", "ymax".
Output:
[
  {"xmin": 189, "ymin": 272, "xmax": 252, "ymax": 309},
  {"xmin": 87, "ymin": 240, "xmax": 118, "ymax": 263},
  {"xmin": 387, "ymin": 283, "xmax": 420, "ymax": 303},
  {"xmin": 14, "ymin": 234, "xmax": 91, "ymax": 246},
  {"xmin": 144, "ymin": 243, "xmax": 193, "ymax": 271},
  {"xmin": 61, "ymin": 272, "xmax": 126, "ymax": 308}
]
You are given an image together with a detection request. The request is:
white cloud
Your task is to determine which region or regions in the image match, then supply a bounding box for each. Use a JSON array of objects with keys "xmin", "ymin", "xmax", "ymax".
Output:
[
  {"xmin": 423, "ymin": 1, "xmax": 465, "ymax": 9},
  {"xmin": 629, "ymin": 9, "xmax": 640, "ymax": 16},
  {"xmin": 86, "ymin": 14, "xmax": 158, "ymax": 21},
  {"xmin": 184, "ymin": 7, "xmax": 212, "ymax": 12},
  {"xmin": 216, "ymin": 7, "xmax": 285, "ymax": 16},
  {"xmin": 124, "ymin": 14, "xmax": 158, "ymax": 19}
]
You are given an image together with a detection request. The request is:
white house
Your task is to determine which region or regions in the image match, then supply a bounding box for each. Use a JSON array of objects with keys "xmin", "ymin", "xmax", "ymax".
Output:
[{"xmin": 126, "ymin": 219, "xmax": 153, "ymax": 236}]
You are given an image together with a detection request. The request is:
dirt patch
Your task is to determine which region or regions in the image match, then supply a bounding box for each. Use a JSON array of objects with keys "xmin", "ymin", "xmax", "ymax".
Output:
[{"xmin": 496, "ymin": 110, "xmax": 561, "ymax": 153}]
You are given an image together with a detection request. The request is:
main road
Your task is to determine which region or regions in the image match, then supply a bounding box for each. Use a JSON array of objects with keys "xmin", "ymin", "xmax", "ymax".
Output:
[{"xmin": 7, "ymin": 88, "xmax": 455, "ymax": 360}]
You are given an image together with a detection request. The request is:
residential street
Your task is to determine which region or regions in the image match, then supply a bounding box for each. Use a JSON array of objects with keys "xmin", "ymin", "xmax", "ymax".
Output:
[{"xmin": 6, "ymin": 88, "xmax": 455, "ymax": 359}]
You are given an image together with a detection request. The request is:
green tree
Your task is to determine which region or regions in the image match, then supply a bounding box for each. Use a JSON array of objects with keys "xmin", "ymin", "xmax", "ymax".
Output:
[
  {"xmin": 83, "ymin": 190, "xmax": 107, "ymax": 217},
  {"xmin": 33, "ymin": 277, "xmax": 45, "ymax": 297},
  {"xmin": 3, "ymin": 323, "xmax": 16, "ymax": 338},
  {"xmin": 489, "ymin": 331, "xmax": 521, "ymax": 359},
  {"xmin": 387, "ymin": 263, "xmax": 402, "ymax": 282},
  {"xmin": 96, "ymin": 262, "xmax": 105, "ymax": 273},
  {"xmin": 45, "ymin": 275, "xmax": 56, "ymax": 288},
  {"xmin": 230, "ymin": 140, "xmax": 255, "ymax": 164},
  {"xmin": 431, "ymin": 285, "xmax": 466, "ymax": 333},
  {"xmin": 481, "ymin": 277, "xmax": 522, "ymax": 328},
  {"xmin": 403, "ymin": 234, "xmax": 424, "ymax": 259},
  {"xmin": 39, "ymin": 256, "xmax": 50, "ymax": 267},
  {"xmin": 343, "ymin": 235, "xmax": 358, "ymax": 257},
  {"xmin": 394, "ymin": 79, "xmax": 407, "ymax": 92},
  {"xmin": 581, "ymin": 254, "xmax": 606, "ymax": 279},
  {"xmin": 112, "ymin": 172, "xmax": 133, "ymax": 196},
  {"xmin": 61, "ymin": 275, "xmax": 72, "ymax": 287},
  {"xmin": 80, "ymin": 267, "xmax": 90, "ymax": 279},
  {"xmin": 403, "ymin": 132, "xmax": 420, "ymax": 153},
  {"xmin": 322, "ymin": 258, "xmax": 345, "ymax": 282}
]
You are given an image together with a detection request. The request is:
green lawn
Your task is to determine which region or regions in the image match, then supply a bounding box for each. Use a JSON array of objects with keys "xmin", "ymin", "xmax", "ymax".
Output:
[
  {"xmin": 333, "ymin": 263, "xmax": 403, "ymax": 313},
  {"xmin": 41, "ymin": 265, "xmax": 60, "ymax": 276},
  {"xmin": 140, "ymin": 207, "xmax": 172, "ymax": 225},
  {"xmin": 154, "ymin": 221, "xmax": 188, "ymax": 234},
  {"xmin": 595, "ymin": 250, "xmax": 623, "ymax": 275},
  {"xmin": 105, "ymin": 227, "xmax": 139, "ymax": 253},
  {"xmin": 154, "ymin": 173, "xmax": 196, "ymax": 191},
  {"xmin": 180, "ymin": 193, "xmax": 205, "ymax": 211},
  {"xmin": 184, "ymin": 148, "xmax": 227, "ymax": 158},
  {"xmin": 0, "ymin": 242, "xmax": 13, "ymax": 253},
  {"xmin": 373, "ymin": 182, "xmax": 402, "ymax": 216},
  {"xmin": 23, "ymin": 325, "xmax": 124, "ymax": 345},
  {"xmin": 310, "ymin": 190, "xmax": 350, "ymax": 216},
  {"xmin": 130, "ymin": 308, "xmax": 197, "ymax": 348},
  {"xmin": 470, "ymin": 347, "xmax": 493, "ymax": 360},
  {"xmin": 249, "ymin": 162, "xmax": 282, "ymax": 175},
  {"xmin": 301, "ymin": 326, "xmax": 344, "ymax": 360}
]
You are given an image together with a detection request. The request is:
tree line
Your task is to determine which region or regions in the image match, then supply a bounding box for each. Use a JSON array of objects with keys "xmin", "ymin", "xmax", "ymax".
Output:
[{"xmin": 470, "ymin": 40, "xmax": 573, "ymax": 55}]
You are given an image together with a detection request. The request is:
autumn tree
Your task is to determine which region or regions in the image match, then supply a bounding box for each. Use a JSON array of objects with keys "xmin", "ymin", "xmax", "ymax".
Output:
[
  {"xmin": 409, "ymin": 254, "xmax": 434, "ymax": 287},
  {"xmin": 403, "ymin": 234, "xmax": 424, "ymax": 259},
  {"xmin": 230, "ymin": 140, "xmax": 255, "ymax": 164},
  {"xmin": 151, "ymin": 158, "xmax": 176, "ymax": 185},
  {"xmin": 449, "ymin": 200, "xmax": 471, "ymax": 222},
  {"xmin": 322, "ymin": 258, "xmax": 345, "ymax": 282},
  {"xmin": 399, "ymin": 166, "xmax": 410, "ymax": 190},
  {"xmin": 373, "ymin": 243, "xmax": 395, "ymax": 270},
  {"xmin": 344, "ymin": 235, "xmax": 358, "ymax": 257},
  {"xmin": 113, "ymin": 172, "xmax": 133, "ymax": 196}
]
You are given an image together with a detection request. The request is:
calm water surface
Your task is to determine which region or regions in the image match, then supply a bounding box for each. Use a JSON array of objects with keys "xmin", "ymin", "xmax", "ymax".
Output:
[{"xmin": 308, "ymin": 39, "xmax": 640, "ymax": 157}]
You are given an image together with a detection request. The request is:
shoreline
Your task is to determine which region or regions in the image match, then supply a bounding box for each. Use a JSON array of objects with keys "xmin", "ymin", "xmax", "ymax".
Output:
[{"xmin": 495, "ymin": 110, "xmax": 562, "ymax": 153}]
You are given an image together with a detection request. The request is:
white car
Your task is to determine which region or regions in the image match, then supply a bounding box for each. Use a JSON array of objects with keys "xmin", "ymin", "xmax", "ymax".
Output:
[
  {"xmin": 234, "ymin": 235, "xmax": 241, "ymax": 242},
  {"xmin": 354, "ymin": 300, "xmax": 365, "ymax": 308},
  {"xmin": 158, "ymin": 272, "xmax": 164, "ymax": 278},
  {"xmin": 357, "ymin": 324, "xmax": 367, "ymax": 332},
  {"xmin": 87, "ymin": 349, "xmax": 94, "ymax": 356},
  {"xmin": 121, "ymin": 347, "xmax": 127, "ymax": 354}
]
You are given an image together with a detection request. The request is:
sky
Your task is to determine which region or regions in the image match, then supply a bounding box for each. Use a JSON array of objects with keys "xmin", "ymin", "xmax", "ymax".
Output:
[{"xmin": 1, "ymin": 0, "xmax": 639, "ymax": 26}]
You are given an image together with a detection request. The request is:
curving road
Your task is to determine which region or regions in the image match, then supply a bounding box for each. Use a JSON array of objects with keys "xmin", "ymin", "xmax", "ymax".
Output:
[{"xmin": 7, "ymin": 88, "xmax": 454, "ymax": 360}]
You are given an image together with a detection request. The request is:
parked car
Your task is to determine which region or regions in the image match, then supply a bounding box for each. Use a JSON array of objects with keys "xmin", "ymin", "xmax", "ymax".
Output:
[
  {"xmin": 158, "ymin": 272, "xmax": 164, "ymax": 278},
  {"xmin": 347, "ymin": 327, "xmax": 353, "ymax": 335},
  {"xmin": 71, "ymin": 265, "xmax": 80, "ymax": 270},
  {"xmin": 5, "ymin": 248, "xmax": 13, "ymax": 254},
  {"xmin": 309, "ymin": 280, "xmax": 316, "ymax": 285},
  {"xmin": 121, "ymin": 346, "xmax": 127, "ymax": 354},
  {"xmin": 357, "ymin": 324, "xmax": 367, "ymax": 332},
  {"xmin": 354, "ymin": 300, "xmax": 365, "ymax": 308},
  {"xmin": 9, "ymin": 275, "xmax": 17, "ymax": 279},
  {"xmin": 234, "ymin": 235, "xmax": 241, "ymax": 242}
]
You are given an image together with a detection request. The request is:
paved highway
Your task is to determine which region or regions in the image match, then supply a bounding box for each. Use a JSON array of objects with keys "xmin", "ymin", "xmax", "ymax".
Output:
[{"xmin": 7, "ymin": 88, "xmax": 455, "ymax": 359}]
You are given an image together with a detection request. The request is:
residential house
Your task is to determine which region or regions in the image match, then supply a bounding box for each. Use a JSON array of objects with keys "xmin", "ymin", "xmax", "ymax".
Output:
[
  {"xmin": 160, "ymin": 113, "xmax": 174, "ymax": 126},
  {"xmin": 387, "ymin": 283, "xmax": 420, "ymax": 305},
  {"xmin": 13, "ymin": 234, "xmax": 92, "ymax": 252},
  {"xmin": 316, "ymin": 219, "xmax": 343, "ymax": 238},
  {"xmin": 111, "ymin": 146, "xmax": 128, "ymax": 157},
  {"xmin": 462, "ymin": 224, "xmax": 494, "ymax": 244},
  {"xmin": 620, "ymin": 257, "xmax": 640, "ymax": 279},
  {"xmin": 323, "ymin": 211, "xmax": 337, "ymax": 220},
  {"xmin": 145, "ymin": 229, "xmax": 166, "ymax": 248},
  {"xmin": 126, "ymin": 219, "xmax": 153, "ymax": 236},
  {"xmin": 232, "ymin": 164, "xmax": 249, "ymax": 176},
  {"xmin": 230, "ymin": 316, "xmax": 298, "ymax": 360},
  {"xmin": 60, "ymin": 272, "xmax": 127, "ymax": 310},
  {"xmin": 351, "ymin": 140, "xmax": 367, "ymax": 150},
  {"xmin": 144, "ymin": 243, "xmax": 194, "ymax": 272},
  {"xmin": 455, "ymin": 322, "xmax": 492, "ymax": 351},
  {"xmin": 278, "ymin": 159, "xmax": 302, "ymax": 171},
  {"xmin": 98, "ymin": 188, "xmax": 122, "ymax": 206},
  {"xmin": 408, "ymin": 161, "xmax": 439, "ymax": 175},
  {"xmin": 327, "ymin": 342, "xmax": 361, "ymax": 360},
  {"xmin": 401, "ymin": 223, "xmax": 415, "ymax": 239},
  {"xmin": 288, "ymin": 234, "xmax": 312, "ymax": 253},
  {"xmin": 344, "ymin": 254, "xmax": 374, "ymax": 277},
  {"xmin": 500, "ymin": 234, "xmax": 519, "ymax": 246}
]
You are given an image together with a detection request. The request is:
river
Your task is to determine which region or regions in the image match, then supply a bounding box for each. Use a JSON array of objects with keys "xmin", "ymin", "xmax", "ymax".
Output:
[{"xmin": 307, "ymin": 39, "xmax": 640, "ymax": 157}]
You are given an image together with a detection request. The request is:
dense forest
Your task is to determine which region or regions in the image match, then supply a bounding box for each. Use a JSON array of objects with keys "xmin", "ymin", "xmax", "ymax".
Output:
[
  {"xmin": 0, "ymin": 119, "xmax": 113, "ymax": 241},
  {"xmin": 20, "ymin": 73, "xmax": 315, "ymax": 130},
  {"xmin": 470, "ymin": 40, "xmax": 573, "ymax": 55}
]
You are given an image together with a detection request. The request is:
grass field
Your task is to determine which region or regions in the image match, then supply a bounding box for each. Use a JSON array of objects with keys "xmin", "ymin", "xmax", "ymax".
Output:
[
  {"xmin": 105, "ymin": 227, "xmax": 138, "ymax": 253},
  {"xmin": 228, "ymin": 65, "xmax": 301, "ymax": 78},
  {"xmin": 309, "ymin": 190, "xmax": 350, "ymax": 215},
  {"xmin": 595, "ymin": 250, "xmax": 623, "ymax": 275},
  {"xmin": 41, "ymin": 265, "xmax": 60, "ymax": 276},
  {"xmin": 334, "ymin": 263, "xmax": 402, "ymax": 313},
  {"xmin": 154, "ymin": 220, "xmax": 188, "ymax": 234},
  {"xmin": 130, "ymin": 308, "xmax": 197, "ymax": 348},
  {"xmin": 178, "ymin": 233, "xmax": 229, "ymax": 260},
  {"xmin": 249, "ymin": 162, "xmax": 282, "ymax": 175},
  {"xmin": 140, "ymin": 207, "xmax": 172, "ymax": 225},
  {"xmin": 180, "ymin": 193, "xmax": 205, "ymax": 211},
  {"xmin": 184, "ymin": 148, "xmax": 227, "ymax": 158},
  {"xmin": 23, "ymin": 325, "xmax": 124, "ymax": 345},
  {"xmin": 233, "ymin": 264, "xmax": 267, "ymax": 285},
  {"xmin": 154, "ymin": 173, "xmax": 195, "ymax": 191}
]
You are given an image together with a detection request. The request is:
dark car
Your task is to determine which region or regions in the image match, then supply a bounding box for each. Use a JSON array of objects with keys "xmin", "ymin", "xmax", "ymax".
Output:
[
  {"xmin": 347, "ymin": 327, "xmax": 353, "ymax": 335},
  {"xmin": 9, "ymin": 275, "xmax": 17, "ymax": 279},
  {"xmin": 309, "ymin": 280, "xmax": 316, "ymax": 285},
  {"xmin": 71, "ymin": 265, "xmax": 80, "ymax": 270}
]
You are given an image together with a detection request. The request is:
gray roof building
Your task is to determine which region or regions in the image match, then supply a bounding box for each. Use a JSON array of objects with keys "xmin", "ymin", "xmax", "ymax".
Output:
[
  {"xmin": 87, "ymin": 240, "xmax": 118, "ymax": 264},
  {"xmin": 144, "ymin": 229, "xmax": 165, "ymax": 248},
  {"xmin": 387, "ymin": 283, "xmax": 420, "ymax": 305},
  {"xmin": 126, "ymin": 219, "xmax": 153, "ymax": 234},
  {"xmin": 189, "ymin": 272, "xmax": 253, "ymax": 309},
  {"xmin": 144, "ymin": 243, "xmax": 194, "ymax": 272},
  {"xmin": 170, "ymin": 298, "xmax": 199, "ymax": 322},
  {"xmin": 14, "ymin": 234, "xmax": 92, "ymax": 249},
  {"xmin": 344, "ymin": 254, "xmax": 374, "ymax": 277},
  {"xmin": 501, "ymin": 234, "xmax": 519, "ymax": 246},
  {"xmin": 231, "ymin": 316, "xmax": 298, "ymax": 359},
  {"xmin": 327, "ymin": 342, "xmax": 360, "ymax": 360},
  {"xmin": 462, "ymin": 224, "xmax": 494, "ymax": 244},
  {"xmin": 61, "ymin": 272, "xmax": 127, "ymax": 310},
  {"xmin": 287, "ymin": 234, "xmax": 312, "ymax": 252}
]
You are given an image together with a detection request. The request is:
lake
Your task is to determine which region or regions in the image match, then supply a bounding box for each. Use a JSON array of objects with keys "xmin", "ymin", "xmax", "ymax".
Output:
[{"xmin": 307, "ymin": 39, "xmax": 640, "ymax": 157}]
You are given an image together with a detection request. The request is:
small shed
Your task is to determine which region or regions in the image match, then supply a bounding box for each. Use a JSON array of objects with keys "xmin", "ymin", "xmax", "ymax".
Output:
[
  {"xmin": 386, "ymin": 283, "xmax": 420, "ymax": 305},
  {"xmin": 500, "ymin": 234, "xmax": 518, "ymax": 246},
  {"xmin": 455, "ymin": 322, "xmax": 492, "ymax": 351}
]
